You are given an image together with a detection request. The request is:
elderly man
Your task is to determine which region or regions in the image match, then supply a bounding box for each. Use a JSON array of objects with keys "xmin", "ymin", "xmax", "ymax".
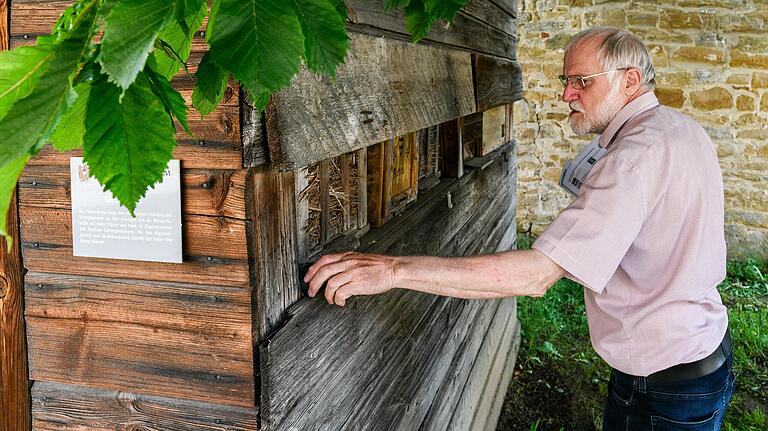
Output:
[{"xmin": 305, "ymin": 27, "xmax": 734, "ymax": 429}]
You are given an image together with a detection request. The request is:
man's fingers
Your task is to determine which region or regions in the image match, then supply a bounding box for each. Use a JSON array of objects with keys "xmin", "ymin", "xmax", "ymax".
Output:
[
  {"xmin": 304, "ymin": 252, "xmax": 352, "ymax": 283},
  {"xmin": 307, "ymin": 259, "xmax": 358, "ymax": 298},
  {"xmin": 324, "ymin": 272, "xmax": 354, "ymax": 305}
]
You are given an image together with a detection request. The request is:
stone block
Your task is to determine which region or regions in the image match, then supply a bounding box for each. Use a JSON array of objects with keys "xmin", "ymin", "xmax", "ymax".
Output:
[
  {"xmin": 721, "ymin": 15, "xmax": 766, "ymax": 33},
  {"xmin": 584, "ymin": 8, "xmax": 626, "ymax": 27},
  {"xmin": 657, "ymin": 71, "xmax": 694, "ymax": 88},
  {"xmin": 672, "ymin": 46, "xmax": 724, "ymax": 65},
  {"xmin": 762, "ymin": 94, "xmax": 768, "ymax": 112},
  {"xmin": 655, "ymin": 87, "xmax": 685, "ymax": 108},
  {"xmin": 736, "ymin": 35, "xmax": 768, "ymax": 53},
  {"xmin": 660, "ymin": 10, "xmax": 707, "ymax": 30},
  {"xmin": 725, "ymin": 74, "xmax": 752, "ymax": 89},
  {"xmin": 744, "ymin": 142, "xmax": 768, "ymax": 158},
  {"xmin": 752, "ymin": 73, "xmax": 768, "ymax": 89},
  {"xmin": 642, "ymin": 28, "xmax": 695, "ymax": 44},
  {"xmin": 627, "ymin": 12, "xmax": 658, "ymax": 27},
  {"xmin": 674, "ymin": 0, "xmax": 747, "ymax": 7},
  {"xmin": 736, "ymin": 94, "xmax": 756, "ymax": 111},
  {"xmin": 647, "ymin": 44, "xmax": 668, "ymax": 67},
  {"xmin": 690, "ymin": 87, "xmax": 733, "ymax": 110},
  {"xmin": 737, "ymin": 128, "xmax": 768, "ymax": 140},
  {"xmin": 734, "ymin": 113, "xmax": 768, "ymax": 129},
  {"xmin": 730, "ymin": 50, "xmax": 768, "ymax": 70}
]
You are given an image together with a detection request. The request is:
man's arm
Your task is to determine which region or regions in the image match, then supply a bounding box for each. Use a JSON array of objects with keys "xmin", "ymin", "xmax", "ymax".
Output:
[{"xmin": 304, "ymin": 249, "xmax": 566, "ymax": 306}]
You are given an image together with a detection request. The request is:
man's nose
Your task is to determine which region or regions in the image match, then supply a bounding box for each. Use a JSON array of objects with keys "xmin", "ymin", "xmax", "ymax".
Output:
[{"xmin": 562, "ymin": 85, "xmax": 579, "ymax": 103}]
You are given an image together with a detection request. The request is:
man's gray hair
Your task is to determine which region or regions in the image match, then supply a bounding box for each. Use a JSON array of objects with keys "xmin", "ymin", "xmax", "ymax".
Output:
[{"xmin": 566, "ymin": 27, "xmax": 656, "ymax": 91}]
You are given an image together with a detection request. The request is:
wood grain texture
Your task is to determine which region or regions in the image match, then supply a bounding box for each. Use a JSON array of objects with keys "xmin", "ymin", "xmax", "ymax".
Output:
[
  {"xmin": 242, "ymin": 94, "xmax": 270, "ymax": 168},
  {"xmin": 346, "ymin": 0, "xmax": 517, "ymax": 60},
  {"xmin": 260, "ymin": 145, "xmax": 518, "ymax": 430},
  {"xmin": 25, "ymin": 272, "xmax": 255, "ymax": 407},
  {"xmin": 1, "ymin": 2, "xmax": 32, "ymax": 427},
  {"xmin": 473, "ymin": 54, "xmax": 523, "ymax": 112},
  {"xmin": 263, "ymin": 33, "xmax": 475, "ymax": 170},
  {"xmin": 481, "ymin": 321, "xmax": 521, "ymax": 431},
  {"xmin": 19, "ymin": 165, "xmax": 248, "ymax": 219},
  {"xmin": 18, "ymin": 207, "xmax": 250, "ymax": 287},
  {"xmin": 248, "ymin": 169, "xmax": 302, "ymax": 342},
  {"xmin": 481, "ymin": 105, "xmax": 507, "ymax": 156},
  {"xmin": 31, "ymin": 381, "xmax": 258, "ymax": 431},
  {"xmin": 462, "ymin": 0, "xmax": 516, "ymax": 36}
]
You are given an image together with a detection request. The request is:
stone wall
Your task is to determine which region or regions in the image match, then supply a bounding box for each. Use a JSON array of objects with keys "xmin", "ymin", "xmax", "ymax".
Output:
[{"xmin": 514, "ymin": 0, "xmax": 768, "ymax": 258}]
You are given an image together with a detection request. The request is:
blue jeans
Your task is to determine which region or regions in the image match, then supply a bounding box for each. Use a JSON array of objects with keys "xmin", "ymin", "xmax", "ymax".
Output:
[{"xmin": 603, "ymin": 352, "xmax": 735, "ymax": 430}]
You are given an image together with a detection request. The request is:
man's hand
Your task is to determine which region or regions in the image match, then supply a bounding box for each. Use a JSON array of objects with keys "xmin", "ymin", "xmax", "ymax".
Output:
[{"xmin": 304, "ymin": 252, "xmax": 400, "ymax": 306}]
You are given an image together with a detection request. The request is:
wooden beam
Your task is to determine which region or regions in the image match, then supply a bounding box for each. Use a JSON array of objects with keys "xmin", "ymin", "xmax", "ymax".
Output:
[
  {"xmin": 25, "ymin": 273, "xmax": 255, "ymax": 407},
  {"xmin": 262, "ymin": 33, "xmax": 475, "ymax": 170},
  {"xmin": 473, "ymin": 54, "xmax": 524, "ymax": 112},
  {"xmin": 31, "ymin": 381, "xmax": 258, "ymax": 431},
  {"xmin": 346, "ymin": 0, "xmax": 517, "ymax": 60},
  {"xmin": 1, "ymin": 0, "xmax": 32, "ymax": 428}
]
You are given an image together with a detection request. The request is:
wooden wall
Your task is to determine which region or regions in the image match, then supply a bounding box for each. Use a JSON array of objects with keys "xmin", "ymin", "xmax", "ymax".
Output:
[
  {"xmin": 8, "ymin": 0, "xmax": 523, "ymax": 429},
  {"xmin": 0, "ymin": 0, "xmax": 32, "ymax": 428},
  {"xmin": 10, "ymin": 1, "xmax": 258, "ymax": 428}
]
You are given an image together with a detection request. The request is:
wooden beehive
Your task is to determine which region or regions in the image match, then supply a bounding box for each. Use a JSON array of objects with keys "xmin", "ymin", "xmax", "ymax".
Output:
[{"xmin": 2, "ymin": 0, "xmax": 524, "ymax": 430}]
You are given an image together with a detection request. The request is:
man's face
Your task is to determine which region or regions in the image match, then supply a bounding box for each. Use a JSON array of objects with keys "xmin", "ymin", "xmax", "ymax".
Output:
[{"xmin": 562, "ymin": 39, "xmax": 627, "ymax": 135}]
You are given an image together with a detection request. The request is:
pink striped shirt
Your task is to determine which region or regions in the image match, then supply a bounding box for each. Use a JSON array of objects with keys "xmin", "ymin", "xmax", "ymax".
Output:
[{"xmin": 533, "ymin": 92, "xmax": 728, "ymax": 376}]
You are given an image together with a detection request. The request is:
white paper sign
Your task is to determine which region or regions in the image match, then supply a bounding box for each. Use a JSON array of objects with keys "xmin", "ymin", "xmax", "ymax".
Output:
[{"xmin": 70, "ymin": 157, "xmax": 183, "ymax": 263}]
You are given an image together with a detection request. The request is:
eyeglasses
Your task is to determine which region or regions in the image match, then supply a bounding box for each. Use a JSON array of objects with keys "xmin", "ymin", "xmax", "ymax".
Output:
[{"xmin": 558, "ymin": 68, "xmax": 629, "ymax": 90}]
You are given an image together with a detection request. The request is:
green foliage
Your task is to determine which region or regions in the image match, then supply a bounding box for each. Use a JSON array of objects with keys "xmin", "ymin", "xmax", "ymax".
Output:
[
  {"xmin": 99, "ymin": 0, "xmax": 174, "ymax": 91},
  {"xmin": 192, "ymin": 52, "xmax": 228, "ymax": 117},
  {"xmin": 0, "ymin": 0, "xmax": 470, "ymax": 245},
  {"xmin": 83, "ymin": 71, "xmax": 176, "ymax": 215}
]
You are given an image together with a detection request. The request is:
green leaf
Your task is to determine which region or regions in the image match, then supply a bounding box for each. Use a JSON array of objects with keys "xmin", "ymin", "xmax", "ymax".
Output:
[
  {"xmin": 208, "ymin": 0, "xmax": 304, "ymax": 99},
  {"xmin": 145, "ymin": 57, "xmax": 191, "ymax": 135},
  {"xmin": 331, "ymin": 0, "xmax": 349, "ymax": 21},
  {"xmin": 423, "ymin": 0, "xmax": 468, "ymax": 21},
  {"xmin": 405, "ymin": 0, "xmax": 433, "ymax": 42},
  {"xmin": 99, "ymin": 0, "xmax": 174, "ymax": 91},
  {"xmin": 0, "ymin": 42, "xmax": 55, "ymax": 120},
  {"xmin": 0, "ymin": 154, "xmax": 30, "ymax": 248},
  {"xmin": 156, "ymin": 1, "xmax": 207, "ymax": 80},
  {"xmin": 83, "ymin": 72, "xmax": 176, "ymax": 215},
  {"xmin": 0, "ymin": 0, "xmax": 98, "ymax": 168},
  {"xmin": 50, "ymin": 83, "xmax": 91, "ymax": 151},
  {"xmin": 252, "ymin": 91, "xmax": 271, "ymax": 112},
  {"xmin": 384, "ymin": 0, "xmax": 410, "ymax": 11},
  {"xmin": 192, "ymin": 52, "xmax": 228, "ymax": 117},
  {"xmin": 292, "ymin": 0, "xmax": 349, "ymax": 77},
  {"xmin": 174, "ymin": 0, "xmax": 206, "ymax": 33}
]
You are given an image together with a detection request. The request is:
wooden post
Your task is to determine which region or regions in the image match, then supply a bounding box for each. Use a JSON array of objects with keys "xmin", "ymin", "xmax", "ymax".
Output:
[{"xmin": 1, "ymin": 2, "xmax": 31, "ymax": 430}]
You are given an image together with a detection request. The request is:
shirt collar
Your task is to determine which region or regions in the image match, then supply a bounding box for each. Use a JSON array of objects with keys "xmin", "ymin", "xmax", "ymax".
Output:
[{"xmin": 598, "ymin": 91, "xmax": 660, "ymax": 149}]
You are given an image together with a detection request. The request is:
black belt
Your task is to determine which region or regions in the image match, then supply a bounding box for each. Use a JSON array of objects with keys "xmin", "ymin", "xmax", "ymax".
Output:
[{"xmin": 646, "ymin": 328, "xmax": 733, "ymax": 384}]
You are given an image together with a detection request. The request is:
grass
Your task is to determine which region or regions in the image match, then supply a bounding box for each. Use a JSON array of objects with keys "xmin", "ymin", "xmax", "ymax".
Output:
[{"xmin": 498, "ymin": 235, "xmax": 768, "ymax": 430}]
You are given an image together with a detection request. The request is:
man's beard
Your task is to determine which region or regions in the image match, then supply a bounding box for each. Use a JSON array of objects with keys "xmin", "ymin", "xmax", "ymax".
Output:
[{"xmin": 569, "ymin": 83, "xmax": 624, "ymax": 136}]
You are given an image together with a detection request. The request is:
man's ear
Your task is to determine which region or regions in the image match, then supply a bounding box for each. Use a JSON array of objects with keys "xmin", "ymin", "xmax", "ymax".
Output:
[{"xmin": 624, "ymin": 68, "xmax": 642, "ymax": 95}]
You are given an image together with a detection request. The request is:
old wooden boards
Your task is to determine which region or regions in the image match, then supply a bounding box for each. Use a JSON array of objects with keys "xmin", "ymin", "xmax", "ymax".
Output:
[
  {"xmin": 9, "ymin": 1, "xmax": 258, "ymax": 428},
  {"xmin": 0, "ymin": 0, "xmax": 31, "ymax": 428},
  {"xmin": 262, "ymin": 33, "xmax": 476, "ymax": 170},
  {"xmin": 260, "ymin": 144, "xmax": 520, "ymax": 430}
]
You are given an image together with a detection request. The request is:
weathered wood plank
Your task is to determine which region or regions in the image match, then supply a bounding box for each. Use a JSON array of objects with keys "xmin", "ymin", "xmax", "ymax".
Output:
[
  {"xmin": 31, "ymin": 381, "xmax": 258, "ymax": 431},
  {"xmin": 481, "ymin": 321, "xmax": 521, "ymax": 431},
  {"xmin": 25, "ymin": 272, "xmax": 255, "ymax": 407},
  {"xmin": 260, "ymin": 144, "xmax": 517, "ymax": 430},
  {"xmin": 19, "ymin": 165, "xmax": 248, "ymax": 219},
  {"xmin": 462, "ymin": 0, "xmax": 516, "ymax": 36},
  {"xmin": 242, "ymin": 95, "xmax": 269, "ymax": 168},
  {"xmin": 29, "ymin": 138, "xmax": 243, "ymax": 170},
  {"xmin": 263, "ymin": 32, "xmax": 476, "ymax": 170},
  {"xmin": 419, "ymin": 300, "xmax": 503, "ymax": 430},
  {"xmin": 19, "ymin": 207, "xmax": 250, "ymax": 287},
  {"xmin": 488, "ymin": 0, "xmax": 518, "ymax": 19},
  {"xmin": 248, "ymin": 169, "xmax": 302, "ymax": 341},
  {"xmin": 481, "ymin": 105, "xmax": 507, "ymax": 156},
  {"xmin": 455, "ymin": 300, "xmax": 518, "ymax": 431},
  {"xmin": 1, "ymin": 2, "xmax": 31, "ymax": 426},
  {"xmin": 473, "ymin": 54, "xmax": 523, "ymax": 111},
  {"xmin": 346, "ymin": 0, "xmax": 517, "ymax": 60},
  {"xmin": 440, "ymin": 118, "xmax": 464, "ymax": 178}
]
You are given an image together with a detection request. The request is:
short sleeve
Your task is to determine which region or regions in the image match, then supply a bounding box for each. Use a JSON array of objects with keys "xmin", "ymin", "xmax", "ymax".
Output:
[{"xmin": 533, "ymin": 154, "xmax": 646, "ymax": 293}]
